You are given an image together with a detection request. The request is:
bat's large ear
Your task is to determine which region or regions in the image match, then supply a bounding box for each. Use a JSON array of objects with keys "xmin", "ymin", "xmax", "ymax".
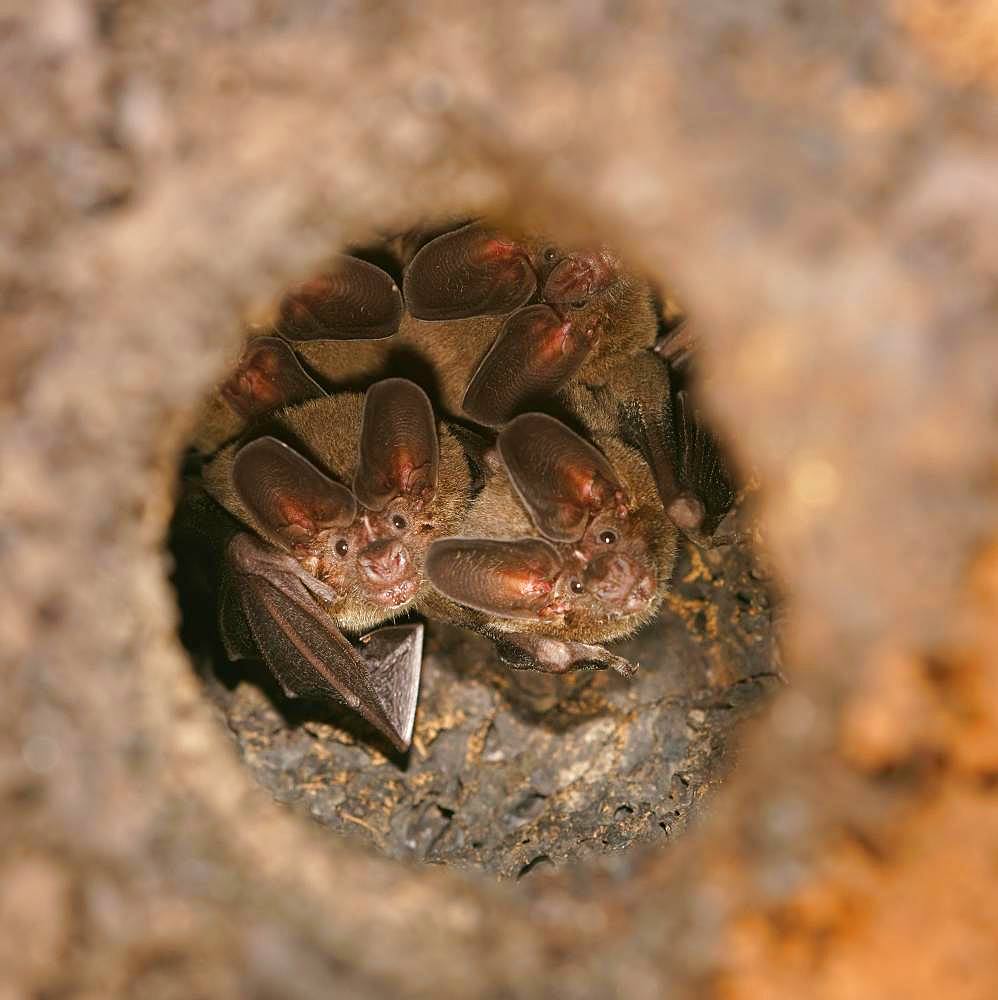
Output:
[
  {"xmin": 353, "ymin": 379, "xmax": 439, "ymax": 511},
  {"xmin": 498, "ymin": 414, "xmax": 624, "ymax": 542},
  {"xmin": 462, "ymin": 305, "xmax": 593, "ymax": 426},
  {"xmin": 221, "ymin": 337, "xmax": 325, "ymax": 419},
  {"xmin": 276, "ymin": 255, "xmax": 403, "ymax": 341},
  {"xmin": 403, "ymin": 222, "xmax": 537, "ymax": 320},
  {"xmin": 233, "ymin": 437, "xmax": 356, "ymax": 548},
  {"xmin": 426, "ymin": 537, "xmax": 561, "ymax": 619}
]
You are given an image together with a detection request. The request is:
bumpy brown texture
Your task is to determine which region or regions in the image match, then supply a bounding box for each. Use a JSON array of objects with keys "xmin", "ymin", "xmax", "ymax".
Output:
[{"xmin": 2, "ymin": 3, "xmax": 995, "ymax": 999}]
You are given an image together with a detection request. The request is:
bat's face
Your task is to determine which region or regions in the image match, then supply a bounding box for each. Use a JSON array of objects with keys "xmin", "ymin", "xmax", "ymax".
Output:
[
  {"xmin": 549, "ymin": 510, "xmax": 657, "ymax": 624},
  {"xmin": 351, "ymin": 493, "xmax": 434, "ymax": 609},
  {"xmin": 286, "ymin": 497, "xmax": 431, "ymax": 613},
  {"xmin": 350, "ymin": 377, "xmax": 441, "ymax": 612},
  {"xmin": 230, "ymin": 378, "xmax": 443, "ymax": 624},
  {"xmin": 427, "ymin": 413, "xmax": 664, "ymax": 639}
]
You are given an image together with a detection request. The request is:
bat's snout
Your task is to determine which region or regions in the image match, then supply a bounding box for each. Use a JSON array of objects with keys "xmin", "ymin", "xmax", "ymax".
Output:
[
  {"xmin": 358, "ymin": 538, "xmax": 411, "ymax": 586},
  {"xmin": 542, "ymin": 253, "xmax": 618, "ymax": 306},
  {"xmin": 585, "ymin": 553, "xmax": 654, "ymax": 612}
]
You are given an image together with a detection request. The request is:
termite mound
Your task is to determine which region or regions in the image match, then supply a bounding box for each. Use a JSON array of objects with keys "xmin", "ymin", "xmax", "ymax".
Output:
[{"xmin": 8, "ymin": 4, "xmax": 995, "ymax": 996}]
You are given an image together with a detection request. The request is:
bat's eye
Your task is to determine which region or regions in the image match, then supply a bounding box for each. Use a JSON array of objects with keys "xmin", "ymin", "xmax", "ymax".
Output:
[
  {"xmin": 599, "ymin": 530, "xmax": 617, "ymax": 545},
  {"xmin": 543, "ymin": 247, "xmax": 558, "ymax": 263},
  {"xmin": 570, "ymin": 579, "xmax": 585, "ymax": 594},
  {"xmin": 335, "ymin": 539, "xmax": 349, "ymax": 557},
  {"xmin": 571, "ymin": 299, "xmax": 587, "ymax": 309},
  {"xmin": 391, "ymin": 514, "xmax": 408, "ymax": 531}
]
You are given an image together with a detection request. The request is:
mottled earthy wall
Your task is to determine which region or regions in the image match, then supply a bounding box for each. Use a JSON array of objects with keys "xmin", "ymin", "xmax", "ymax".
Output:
[{"xmin": 2, "ymin": 2, "xmax": 995, "ymax": 998}]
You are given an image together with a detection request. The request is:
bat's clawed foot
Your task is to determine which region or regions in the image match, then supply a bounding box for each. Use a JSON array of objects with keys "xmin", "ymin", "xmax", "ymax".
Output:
[{"xmin": 495, "ymin": 634, "xmax": 637, "ymax": 679}]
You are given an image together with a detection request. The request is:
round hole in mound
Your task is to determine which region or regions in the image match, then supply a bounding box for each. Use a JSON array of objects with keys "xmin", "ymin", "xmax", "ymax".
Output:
[{"xmin": 167, "ymin": 218, "xmax": 781, "ymax": 877}]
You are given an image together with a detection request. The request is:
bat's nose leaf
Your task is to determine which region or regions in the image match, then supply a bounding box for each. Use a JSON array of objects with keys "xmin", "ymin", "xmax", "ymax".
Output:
[
  {"xmin": 585, "ymin": 552, "xmax": 651, "ymax": 609},
  {"xmin": 359, "ymin": 538, "xmax": 410, "ymax": 584},
  {"xmin": 404, "ymin": 222, "xmax": 537, "ymax": 320},
  {"xmin": 498, "ymin": 413, "xmax": 624, "ymax": 542},
  {"xmin": 276, "ymin": 255, "xmax": 403, "ymax": 341}
]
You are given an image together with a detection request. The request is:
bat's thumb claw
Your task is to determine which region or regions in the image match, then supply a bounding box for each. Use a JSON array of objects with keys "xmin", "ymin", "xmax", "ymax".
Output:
[{"xmin": 610, "ymin": 656, "xmax": 638, "ymax": 679}]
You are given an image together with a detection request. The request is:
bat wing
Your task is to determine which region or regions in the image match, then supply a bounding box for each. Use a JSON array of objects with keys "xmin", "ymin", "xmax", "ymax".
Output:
[
  {"xmin": 609, "ymin": 354, "xmax": 735, "ymax": 538},
  {"xmin": 653, "ymin": 318, "xmax": 697, "ymax": 372},
  {"xmin": 224, "ymin": 535, "xmax": 420, "ymax": 752},
  {"xmin": 276, "ymin": 255, "xmax": 403, "ymax": 341},
  {"xmin": 462, "ymin": 304, "xmax": 593, "ymax": 426},
  {"xmin": 359, "ymin": 624, "xmax": 423, "ymax": 753},
  {"xmin": 498, "ymin": 413, "xmax": 624, "ymax": 542},
  {"xmin": 672, "ymin": 389, "xmax": 736, "ymax": 535},
  {"xmin": 220, "ymin": 337, "xmax": 325, "ymax": 420},
  {"xmin": 403, "ymin": 222, "xmax": 537, "ymax": 320}
]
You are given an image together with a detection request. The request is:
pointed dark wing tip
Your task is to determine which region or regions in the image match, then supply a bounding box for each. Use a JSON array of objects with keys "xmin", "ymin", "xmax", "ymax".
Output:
[
  {"xmin": 674, "ymin": 390, "xmax": 736, "ymax": 532},
  {"xmin": 359, "ymin": 621, "xmax": 423, "ymax": 753},
  {"xmin": 380, "ymin": 727, "xmax": 412, "ymax": 755}
]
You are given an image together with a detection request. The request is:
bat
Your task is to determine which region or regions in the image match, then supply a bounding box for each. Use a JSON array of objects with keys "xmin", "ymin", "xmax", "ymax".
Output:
[
  {"xmin": 563, "ymin": 349, "xmax": 737, "ymax": 545},
  {"xmin": 196, "ymin": 377, "xmax": 475, "ymax": 752},
  {"xmin": 402, "ymin": 221, "xmax": 659, "ymax": 426},
  {"xmin": 190, "ymin": 251, "xmax": 403, "ymax": 455},
  {"xmin": 262, "ymin": 222, "xmax": 734, "ymax": 544},
  {"xmin": 420, "ymin": 412, "xmax": 679, "ymax": 677},
  {"xmin": 274, "ymin": 221, "xmax": 657, "ymax": 428}
]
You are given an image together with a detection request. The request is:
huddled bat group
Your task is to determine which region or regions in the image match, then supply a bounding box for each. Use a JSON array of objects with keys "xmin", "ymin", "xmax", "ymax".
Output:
[{"xmin": 179, "ymin": 219, "xmax": 735, "ymax": 752}]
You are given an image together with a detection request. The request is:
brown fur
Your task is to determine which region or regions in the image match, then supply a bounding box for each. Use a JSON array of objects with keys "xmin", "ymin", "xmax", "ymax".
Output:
[{"xmin": 295, "ymin": 313, "xmax": 501, "ymax": 418}]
